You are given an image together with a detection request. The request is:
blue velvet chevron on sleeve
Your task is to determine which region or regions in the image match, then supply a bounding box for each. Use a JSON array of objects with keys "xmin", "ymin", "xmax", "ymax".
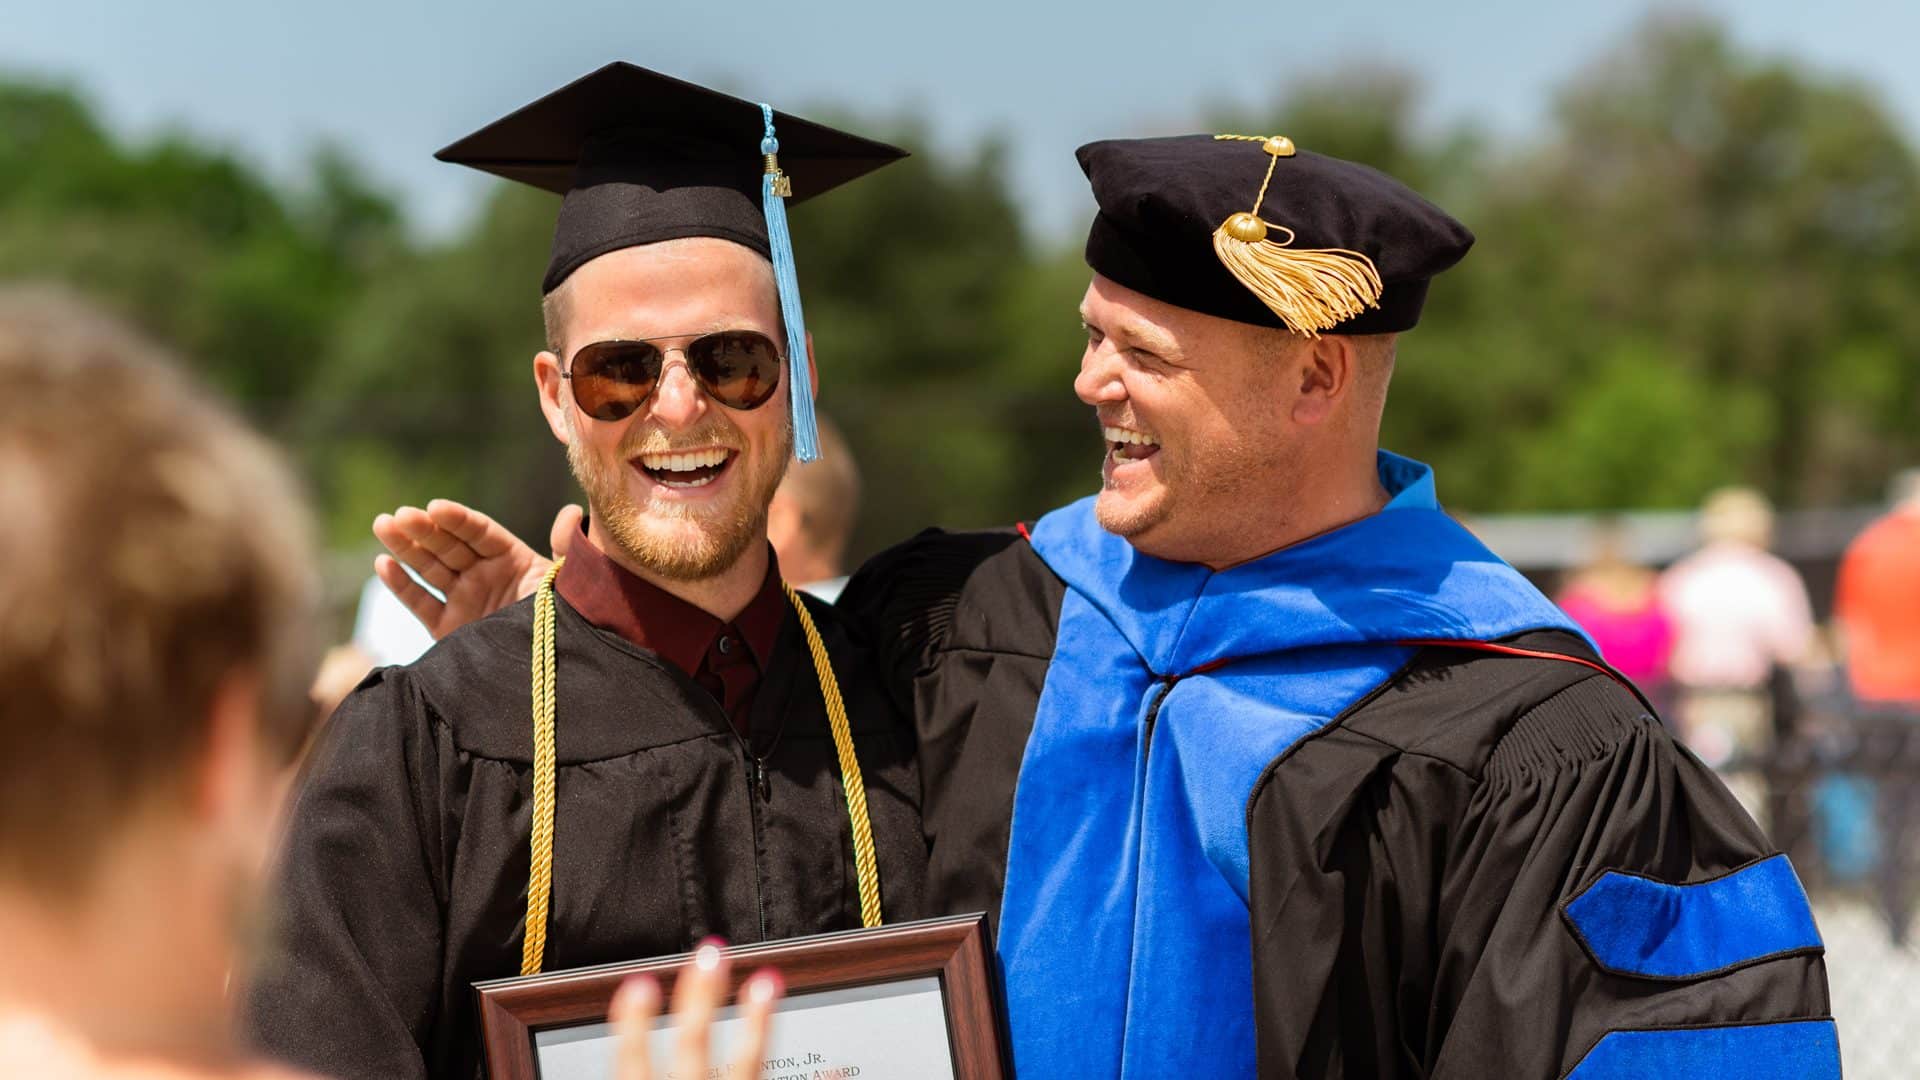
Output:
[
  {"xmin": 1565, "ymin": 1019, "xmax": 1840, "ymax": 1080},
  {"xmin": 1562, "ymin": 854, "xmax": 1823, "ymax": 979}
]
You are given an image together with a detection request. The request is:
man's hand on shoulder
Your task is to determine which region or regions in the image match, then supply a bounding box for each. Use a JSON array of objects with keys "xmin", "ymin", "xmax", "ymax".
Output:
[{"xmin": 372, "ymin": 500, "xmax": 578, "ymax": 640}]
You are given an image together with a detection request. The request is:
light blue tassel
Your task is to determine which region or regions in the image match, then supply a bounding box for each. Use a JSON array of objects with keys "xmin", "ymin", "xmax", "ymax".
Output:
[{"xmin": 760, "ymin": 103, "xmax": 820, "ymax": 463}]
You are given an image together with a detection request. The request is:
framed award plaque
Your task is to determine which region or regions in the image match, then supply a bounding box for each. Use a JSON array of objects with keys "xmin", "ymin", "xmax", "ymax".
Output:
[{"xmin": 474, "ymin": 912, "xmax": 1007, "ymax": 1079}]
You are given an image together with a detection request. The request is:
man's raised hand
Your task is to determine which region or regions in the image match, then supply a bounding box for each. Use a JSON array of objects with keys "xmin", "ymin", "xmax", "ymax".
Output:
[{"xmin": 372, "ymin": 500, "xmax": 580, "ymax": 640}]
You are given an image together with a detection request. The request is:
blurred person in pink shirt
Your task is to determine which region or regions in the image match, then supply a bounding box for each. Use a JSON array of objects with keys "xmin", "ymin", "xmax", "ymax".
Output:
[
  {"xmin": 1658, "ymin": 487, "xmax": 1815, "ymax": 770},
  {"xmin": 1555, "ymin": 516, "xmax": 1675, "ymax": 711}
]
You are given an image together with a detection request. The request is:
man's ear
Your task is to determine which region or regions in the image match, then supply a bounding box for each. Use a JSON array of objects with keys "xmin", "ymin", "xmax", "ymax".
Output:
[
  {"xmin": 1291, "ymin": 335, "xmax": 1356, "ymax": 426},
  {"xmin": 535, "ymin": 350, "xmax": 572, "ymax": 446}
]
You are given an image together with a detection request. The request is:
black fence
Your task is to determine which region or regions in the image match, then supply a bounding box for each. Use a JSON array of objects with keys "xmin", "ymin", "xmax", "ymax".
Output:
[{"xmin": 1695, "ymin": 676, "xmax": 1920, "ymax": 1078}]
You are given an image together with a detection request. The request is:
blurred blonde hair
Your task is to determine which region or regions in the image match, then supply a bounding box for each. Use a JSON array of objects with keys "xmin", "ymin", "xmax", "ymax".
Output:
[
  {"xmin": 1699, "ymin": 486, "xmax": 1774, "ymax": 549},
  {"xmin": 1888, "ymin": 467, "xmax": 1920, "ymax": 510},
  {"xmin": 0, "ymin": 285, "xmax": 320, "ymax": 895}
]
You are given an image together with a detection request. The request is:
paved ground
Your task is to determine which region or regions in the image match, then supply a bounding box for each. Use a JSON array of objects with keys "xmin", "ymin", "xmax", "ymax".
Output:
[{"xmin": 1816, "ymin": 894, "xmax": 1920, "ymax": 1078}]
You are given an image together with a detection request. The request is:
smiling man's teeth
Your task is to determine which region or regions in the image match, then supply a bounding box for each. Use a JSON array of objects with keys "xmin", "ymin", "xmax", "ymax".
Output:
[
  {"xmin": 1102, "ymin": 425, "xmax": 1158, "ymax": 447},
  {"xmin": 634, "ymin": 447, "xmax": 732, "ymax": 489},
  {"xmin": 638, "ymin": 448, "xmax": 731, "ymax": 472},
  {"xmin": 1102, "ymin": 425, "xmax": 1160, "ymax": 464}
]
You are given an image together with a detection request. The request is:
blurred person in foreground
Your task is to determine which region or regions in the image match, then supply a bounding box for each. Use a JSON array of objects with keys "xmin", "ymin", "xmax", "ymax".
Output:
[
  {"xmin": 1835, "ymin": 468, "xmax": 1920, "ymax": 710},
  {"xmin": 1555, "ymin": 515, "xmax": 1675, "ymax": 715},
  {"xmin": 0, "ymin": 285, "xmax": 317, "ymax": 1079},
  {"xmin": 0, "ymin": 287, "xmax": 775, "ymax": 1080},
  {"xmin": 380, "ymin": 131, "xmax": 1838, "ymax": 1076},
  {"xmin": 245, "ymin": 66, "xmax": 923, "ymax": 1080},
  {"xmin": 1659, "ymin": 487, "xmax": 1816, "ymax": 770}
]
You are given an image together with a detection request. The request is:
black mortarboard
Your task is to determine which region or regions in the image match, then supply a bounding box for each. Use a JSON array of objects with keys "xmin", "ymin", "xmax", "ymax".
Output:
[
  {"xmin": 436, "ymin": 62, "xmax": 907, "ymax": 462},
  {"xmin": 435, "ymin": 61, "xmax": 908, "ymax": 296},
  {"xmin": 1077, "ymin": 134, "xmax": 1474, "ymax": 336}
]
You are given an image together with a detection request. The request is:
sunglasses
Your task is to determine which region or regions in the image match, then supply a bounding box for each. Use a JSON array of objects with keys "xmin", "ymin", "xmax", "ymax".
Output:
[{"xmin": 562, "ymin": 330, "xmax": 785, "ymax": 422}]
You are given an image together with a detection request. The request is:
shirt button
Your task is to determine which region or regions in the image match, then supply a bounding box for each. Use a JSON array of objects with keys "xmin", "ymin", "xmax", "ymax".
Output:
[{"xmin": 717, "ymin": 635, "xmax": 734, "ymax": 655}]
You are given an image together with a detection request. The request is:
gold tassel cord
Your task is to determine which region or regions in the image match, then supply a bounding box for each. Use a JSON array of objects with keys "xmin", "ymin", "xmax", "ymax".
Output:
[
  {"xmin": 1211, "ymin": 225, "xmax": 1384, "ymax": 338},
  {"xmin": 521, "ymin": 557, "xmax": 566, "ymax": 976},
  {"xmin": 784, "ymin": 583, "xmax": 884, "ymax": 929},
  {"xmin": 1209, "ymin": 134, "xmax": 1384, "ymax": 337},
  {"xmin": 521, "ymin": 566, "xmax": 883, "ymax": 976}
]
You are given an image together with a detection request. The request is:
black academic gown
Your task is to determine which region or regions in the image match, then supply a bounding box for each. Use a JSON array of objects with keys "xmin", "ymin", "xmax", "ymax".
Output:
[
  {"xmin": 244, "ymin": 590, "xmax": 926, "ymax": 1080},
  {"xmin": 838, "ymin": 515, "xmax": 1837, "ymax": 1079}
]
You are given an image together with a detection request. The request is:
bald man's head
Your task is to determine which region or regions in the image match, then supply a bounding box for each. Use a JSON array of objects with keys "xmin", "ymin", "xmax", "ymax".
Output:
[{"xmin": 767, "ymin": 413, "xmax": 860, "ymax": 585}]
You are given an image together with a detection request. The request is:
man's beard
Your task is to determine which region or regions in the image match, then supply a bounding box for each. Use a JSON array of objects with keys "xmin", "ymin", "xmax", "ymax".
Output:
[
  {"xmin": 568, "ymin": 416, "xmax": 792, "ymax": 581},
  {"xmin": 1094, "ymin": 435, "xmax": 1180, "ymax": 539},
  {"xmin": 1094, "ymin": 475, "xmax": 1169, "ymax": 539},
  {"xmin": 1094, "ymin": 429, "xmax": 1271, "ymax": 545}
]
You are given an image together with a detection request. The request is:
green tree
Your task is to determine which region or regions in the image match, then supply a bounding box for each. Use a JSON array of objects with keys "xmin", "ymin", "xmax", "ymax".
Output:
[
  {"xmin": 296, "ymin": 184, "xmax": 560, "ymax": 547},
  {"xmin": 1459, "ymin": 14, "xmax": 1920, "ymax": 509},
  {"xmin": 0, "ymin": 80, "xmax": 396, "ymax": 419}
]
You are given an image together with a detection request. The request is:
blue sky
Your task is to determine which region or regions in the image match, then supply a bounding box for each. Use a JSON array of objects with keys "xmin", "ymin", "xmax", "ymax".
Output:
[{"xmin": 6, "ymin": 1, "xmax": 1917, "ymax": 241}]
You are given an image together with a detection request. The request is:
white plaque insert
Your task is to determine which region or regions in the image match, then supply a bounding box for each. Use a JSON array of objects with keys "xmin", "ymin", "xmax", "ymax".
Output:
[{"xmin": 532, "ymin": 975, "xmax": 956, "ymax": 1080}]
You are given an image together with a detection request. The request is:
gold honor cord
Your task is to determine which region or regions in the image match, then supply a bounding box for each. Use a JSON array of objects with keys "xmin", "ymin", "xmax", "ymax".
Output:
[
  {"xmin": 782, "ymin": 582, "xmax": 884, "ymax": 930},
  {"xmin": 520, "ymin": 564, "xmax": 882, "ymax": 976},
  {"xmin": 521, "ymin": 557, "xmax": 565, "ymax": 975}
]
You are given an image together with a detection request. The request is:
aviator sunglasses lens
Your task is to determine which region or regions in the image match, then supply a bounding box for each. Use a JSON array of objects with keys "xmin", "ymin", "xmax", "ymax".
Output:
[
  {"xmin": 687, "ymin": 331, "xmax": 783, "ymax": 410},
  {"xmin": 568, "ymin": 341, "xmax": 663, "ymax": 421}
]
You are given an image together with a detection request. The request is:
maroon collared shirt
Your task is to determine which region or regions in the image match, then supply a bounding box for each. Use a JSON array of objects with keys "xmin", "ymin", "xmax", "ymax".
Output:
[{"xmin": 554, "ymin": 534, "xmax": 789, "ymax": 736}]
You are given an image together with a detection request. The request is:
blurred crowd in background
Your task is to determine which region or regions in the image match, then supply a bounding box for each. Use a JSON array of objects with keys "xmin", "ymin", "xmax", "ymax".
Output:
[
  {"xmin": 1547, "ymin": 481, "xmax": 1920, "ymax": 910},
  {"xmin": 1522, "ymin": 476, "xmax": 1920, "ymax": 1078},
  {"xmin": 3, "ymin": 9, "xmax": 1918, "ymax": 1075}
]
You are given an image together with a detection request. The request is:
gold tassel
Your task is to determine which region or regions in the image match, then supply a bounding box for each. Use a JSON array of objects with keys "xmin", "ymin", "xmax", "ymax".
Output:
[{"xmin": 1210, "ymin": 135, "xmax": 1383, "ymax": 337}]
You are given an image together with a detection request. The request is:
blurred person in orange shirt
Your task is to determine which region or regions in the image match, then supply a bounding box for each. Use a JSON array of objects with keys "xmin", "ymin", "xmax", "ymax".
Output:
[
  {"xmin": 1835, "ymin": 469, "xmax": 1920, "ymax": 707},
  {"xmin": 1658, "ymin": 487, "xmax": 1815, "ymax": 772},
  {"xmin": 0, "ymin": 287, "xmax": 774, "ymax": 1080}
]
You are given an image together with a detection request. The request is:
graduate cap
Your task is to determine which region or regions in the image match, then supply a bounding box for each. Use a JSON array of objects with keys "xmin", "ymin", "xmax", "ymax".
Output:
[
  {"xmin": 435, "ymin": 62, "xmax": 910, "ymax": 460},
  {"xmin": 1077, "ymin": 134, "xmax": 1474, "ymax": 336}
]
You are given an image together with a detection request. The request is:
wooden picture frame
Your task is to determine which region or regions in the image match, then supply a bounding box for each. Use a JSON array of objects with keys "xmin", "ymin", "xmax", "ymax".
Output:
[{"xmin": 475, "ymin": 912, "xmax": 1006, "ymax": 1080}]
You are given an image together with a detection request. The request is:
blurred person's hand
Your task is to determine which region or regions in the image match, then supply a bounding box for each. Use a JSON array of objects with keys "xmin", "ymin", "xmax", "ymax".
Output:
[
  {"xmin": 614, "ymin": 941, "xmax": 782, "ymax": 1080},
  {"xmin": 372, "ymin": 501, "xmax": 576, "ymax": 639}
]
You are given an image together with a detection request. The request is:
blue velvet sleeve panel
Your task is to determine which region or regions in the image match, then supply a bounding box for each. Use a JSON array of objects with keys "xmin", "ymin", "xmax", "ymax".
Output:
[
  {"xmin": 1563, "ymin": 854, "xmax": 1825, "ymax": 981},
  {"xmin": 1245, "ymin": 644, "xmax": 1838, "ymax": 1080},
  {"xmin": 1563, "ymin": 1019, "xmax": 1840, "ymax": 1080}
]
